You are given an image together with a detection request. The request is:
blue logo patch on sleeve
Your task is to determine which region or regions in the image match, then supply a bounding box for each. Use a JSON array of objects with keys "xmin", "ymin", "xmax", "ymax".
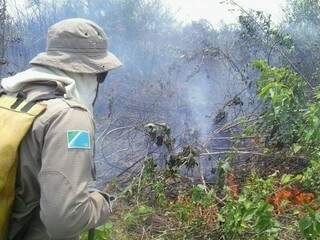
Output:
[{"xmin": 67, "ymin": 130, "xmax": 91, "ymax": 149}]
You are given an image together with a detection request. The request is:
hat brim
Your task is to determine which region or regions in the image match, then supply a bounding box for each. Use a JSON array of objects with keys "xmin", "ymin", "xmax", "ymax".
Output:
[{"xmin": 30, "ymin": 50, "xmax": 122, "ymax": 74}]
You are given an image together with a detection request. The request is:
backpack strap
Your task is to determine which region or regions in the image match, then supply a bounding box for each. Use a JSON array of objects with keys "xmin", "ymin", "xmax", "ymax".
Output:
[
  {"xmin": 10, "ymin": 92, "xmax": 28, "ymax": 110},
  {"xmin": 0, "ymin": 94, "xmax": 46, "ymax": 116},
  {"xmin": 20, "ymin": 93, "xmax": 64, "ymax": 113},
  {"xmin": 1, "ymin": 80, "xmax": 66, "ymax": 112},
  {"xmin": 3, "ymin": 87, "xmax": 65, "ymax": 115}
]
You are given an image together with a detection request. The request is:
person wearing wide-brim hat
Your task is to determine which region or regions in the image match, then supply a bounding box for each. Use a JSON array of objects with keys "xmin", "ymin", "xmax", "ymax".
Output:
[
  {"xmin": 1, "ymin": 18, "xmax": 121, "ymax": 240},
  {"xmin": 30, "ymin": 18, "xmax": 122, "ymax": 74}
]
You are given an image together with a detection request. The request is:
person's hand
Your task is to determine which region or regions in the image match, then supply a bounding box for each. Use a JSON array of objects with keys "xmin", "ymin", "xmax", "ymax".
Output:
[{"xmin": 89, "ymin": 188, "xmax": 116, "ymax": 212}]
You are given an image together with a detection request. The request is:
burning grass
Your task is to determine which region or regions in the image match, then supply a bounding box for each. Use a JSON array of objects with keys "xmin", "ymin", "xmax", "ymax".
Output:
[{"xmin": 80, "ymin": 155, "xmax": 320, "ymax": 240}]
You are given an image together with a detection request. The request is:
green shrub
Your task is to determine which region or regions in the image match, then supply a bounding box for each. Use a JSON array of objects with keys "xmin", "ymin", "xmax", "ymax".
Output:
[
  {"xmin": 219, "ymin": 174, "xmax": 280, "ymax": 239},
  {"xmin": 253, "ymin": 60, "xmax": 306, "ymax": 148},
  {"xmin": 123, "ymin": 205, "xmax": 155, "ymax": 227},
  {"xmin": 302, "ymin": 158, "xmax": 320, "ymax": 196},
  {"xmin": 299, "ymin": 208, "xmax": 320, "ymax": 240}
]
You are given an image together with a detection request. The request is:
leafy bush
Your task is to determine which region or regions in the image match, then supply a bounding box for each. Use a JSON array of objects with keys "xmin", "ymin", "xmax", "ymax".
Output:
[
  {"xmin": 302, "ymin": 158, "xmax": 320, "ymax": 195},
  {"xmin": 253, "ymin": 60, "xmax": 307, "ymax": 149},
  {"xmin": 299, "ymin": 208, "xmax": 320, "ymax": 240},
  {"xmin": 300, "ymin": 88, "xmax": 320, "ymax": 154},
  {"xmin": 219, "ymin": 173, "xmax": 280, "ymax": 239}
]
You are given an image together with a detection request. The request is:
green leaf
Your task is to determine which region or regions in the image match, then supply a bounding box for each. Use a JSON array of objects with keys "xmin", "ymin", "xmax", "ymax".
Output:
[
  {"xmin": 281, "ymin": 174, "xmax": 294, "ymax": 185},
  {"xmin": 293, "ymin": 144, "xmax": 302, "ymax": 154}
]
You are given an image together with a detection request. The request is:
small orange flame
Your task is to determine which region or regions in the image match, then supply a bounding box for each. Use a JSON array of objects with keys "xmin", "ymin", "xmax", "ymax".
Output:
[
  {"xmin": 226, "ymin": 170, "xmax": 239, "ymax": 199},
  {"xmin": 269, "ymin": 186, "xmax": 315, "ymax": 213}
]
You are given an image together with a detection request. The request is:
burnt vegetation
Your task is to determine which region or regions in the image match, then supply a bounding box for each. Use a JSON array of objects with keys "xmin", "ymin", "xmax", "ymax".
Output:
[{"xmin": 2, "ymin": 0, "xmax": 320, "ymax": 239}]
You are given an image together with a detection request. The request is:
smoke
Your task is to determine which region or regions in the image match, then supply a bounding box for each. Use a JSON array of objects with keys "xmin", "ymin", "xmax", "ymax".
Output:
[
  {"xmin": 3, "ymin": 0, "xmax": 259, "ymax": 182},
  {"xmin": 186, "ymin": 75, "xmax": 212, "ymax": 139}
]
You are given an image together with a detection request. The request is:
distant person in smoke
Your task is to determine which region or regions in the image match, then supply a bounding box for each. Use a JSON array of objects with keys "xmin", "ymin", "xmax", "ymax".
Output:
[{"xmin": 0, "ymin": 18, "xmax": 122, "ymax": 239}]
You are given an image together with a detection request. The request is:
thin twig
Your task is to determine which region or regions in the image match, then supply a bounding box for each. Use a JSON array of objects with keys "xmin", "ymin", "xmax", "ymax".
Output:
[
  {"xmin": 228, "ymin": 0, "xmax": 314, "ymax": 90},
  {"xmin": 97, "ymin": 125, "xmax": 136, "ymax": 143},
  {"xmin": 201, "ymin": 151, "xmax": 267, "ymax": 156}
]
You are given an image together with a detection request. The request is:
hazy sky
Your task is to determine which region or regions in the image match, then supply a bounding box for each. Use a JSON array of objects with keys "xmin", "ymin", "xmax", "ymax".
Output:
[
  {"xmin": 8, "ymin": 0, "xmax": 287, "ymax": 26},
  {"xmin": 164, "ymin": 0, "xmax": 287, "ymax": 26}
]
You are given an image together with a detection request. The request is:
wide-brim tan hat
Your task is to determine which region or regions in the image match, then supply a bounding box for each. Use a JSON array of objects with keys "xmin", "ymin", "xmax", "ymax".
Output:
[{"xmin": 30, "ymin": 18, "xmax": 122, "ymax": 74}]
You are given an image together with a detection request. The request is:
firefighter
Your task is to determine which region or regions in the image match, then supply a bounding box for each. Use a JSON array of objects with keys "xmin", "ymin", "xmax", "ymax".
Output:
[{"xmin": 0, "ymin": 18, "xmax": 122, "ymax": 239}]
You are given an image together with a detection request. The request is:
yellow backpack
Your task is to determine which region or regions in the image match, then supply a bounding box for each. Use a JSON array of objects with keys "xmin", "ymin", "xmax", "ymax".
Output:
[{"xmin": 0, "ymin": 93, "xmax": 46, "ymax": 239}]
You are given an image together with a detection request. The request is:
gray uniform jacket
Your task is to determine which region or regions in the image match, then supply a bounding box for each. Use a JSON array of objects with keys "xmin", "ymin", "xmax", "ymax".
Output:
[{"xmin": 7, "ymin": 85, "xmax": 111, "ymax": 240}]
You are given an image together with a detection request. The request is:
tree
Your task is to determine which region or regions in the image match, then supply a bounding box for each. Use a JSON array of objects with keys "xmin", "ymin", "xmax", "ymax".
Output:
[{"xmin": 0, "ymin": 0, "xmax": 6, "ymax": 76}]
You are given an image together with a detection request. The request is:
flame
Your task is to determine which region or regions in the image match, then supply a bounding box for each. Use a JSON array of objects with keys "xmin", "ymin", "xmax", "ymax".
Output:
[
  {"xmin": 269, "ymin": 187, "xmax": 315, "ymax": 213},
  {"xmin": 226, "ymin": 170, "xmax": 239, "ymax": 199}
]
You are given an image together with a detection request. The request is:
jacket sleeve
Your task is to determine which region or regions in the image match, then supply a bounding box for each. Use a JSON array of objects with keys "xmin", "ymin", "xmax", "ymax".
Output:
[{"xmin": 38, "ymin": 106, "xmax": 111, "ymax": 239}]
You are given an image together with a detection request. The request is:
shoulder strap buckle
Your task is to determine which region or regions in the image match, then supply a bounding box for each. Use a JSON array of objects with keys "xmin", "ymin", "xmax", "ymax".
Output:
[{"xmin": 10, "ymin": 91, "xmax": 27, "ymax": 110}]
